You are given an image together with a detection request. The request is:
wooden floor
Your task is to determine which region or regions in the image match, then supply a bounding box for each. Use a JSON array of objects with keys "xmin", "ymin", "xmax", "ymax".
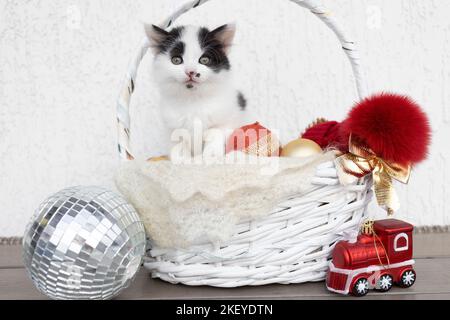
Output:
[{"xmin": 2, "ymin": 233, "xmax": 450, "ymax": 300}]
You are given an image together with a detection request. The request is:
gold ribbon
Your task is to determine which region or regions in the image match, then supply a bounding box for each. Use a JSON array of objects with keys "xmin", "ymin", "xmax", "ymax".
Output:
[{"xmin": 335, "ymin": 134, "xmax": 411, "ymax": 215}]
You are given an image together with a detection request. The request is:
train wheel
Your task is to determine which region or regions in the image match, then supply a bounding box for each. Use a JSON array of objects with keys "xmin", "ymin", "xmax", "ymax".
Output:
[
  {"xmin": 399, "ymin": 269, "xmax": 416, "ymax": 288},
  {"xmin": 352, "ymin": 278, "xmax": 369, "ymax": 296},
  {"xmin": 376, "ymin": 274, "xmax": 393, "ymax": 292}
]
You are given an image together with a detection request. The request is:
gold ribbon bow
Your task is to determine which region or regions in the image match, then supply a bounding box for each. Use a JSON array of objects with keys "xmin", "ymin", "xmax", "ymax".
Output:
[{"xmin": 335, "ymin": 134, "xmax": 411, "ymax": 215}]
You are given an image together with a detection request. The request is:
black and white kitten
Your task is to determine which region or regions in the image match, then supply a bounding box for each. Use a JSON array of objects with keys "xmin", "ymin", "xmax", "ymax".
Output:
[{"xmin": 144, "ymin": 23, "xmax": 250, "ymax": 159}]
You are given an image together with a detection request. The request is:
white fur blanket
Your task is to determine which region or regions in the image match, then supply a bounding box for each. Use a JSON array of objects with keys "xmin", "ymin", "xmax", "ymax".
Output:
[{"xmin": 115, "ymin": 152, "xmax": 334, "ymax": 248}]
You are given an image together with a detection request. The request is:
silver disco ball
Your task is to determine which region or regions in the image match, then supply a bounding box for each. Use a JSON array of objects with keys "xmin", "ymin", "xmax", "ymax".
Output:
[{"xmin": 23, "ymin": 186, "xmax": 146, "ymax": 300}]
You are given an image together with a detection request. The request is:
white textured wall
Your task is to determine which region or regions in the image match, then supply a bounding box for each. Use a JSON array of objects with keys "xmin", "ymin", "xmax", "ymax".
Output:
[{"xmin": 1, "ymin": 0, "xmax": 449, "ymax": 236}]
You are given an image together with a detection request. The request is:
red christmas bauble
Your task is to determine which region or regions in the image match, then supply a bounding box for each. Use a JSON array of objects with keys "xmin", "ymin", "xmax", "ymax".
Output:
[{"xmin": 226, "ymin": 122, "xmax": 281, "ymax": 156}]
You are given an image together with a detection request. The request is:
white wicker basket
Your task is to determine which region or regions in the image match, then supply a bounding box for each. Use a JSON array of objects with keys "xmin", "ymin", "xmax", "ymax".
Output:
[{"xmin": 116, "ymin": 0, "xmax": 373, "ymax": 287}]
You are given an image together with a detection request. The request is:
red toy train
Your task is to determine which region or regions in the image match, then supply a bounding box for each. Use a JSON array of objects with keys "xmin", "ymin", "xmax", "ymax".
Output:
[{"xmin": 326, "ymin": 219, "xmax": 416, "ymax": 296}]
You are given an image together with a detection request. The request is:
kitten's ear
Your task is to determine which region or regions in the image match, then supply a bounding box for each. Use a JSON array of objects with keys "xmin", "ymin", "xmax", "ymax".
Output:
[
  {"xmin": 210, "ymin": 23, "xmax": 236, "ymax": 53},
  {"xmin": 144, "ymin": 24, "xmax": 169, "ymax": 53}
]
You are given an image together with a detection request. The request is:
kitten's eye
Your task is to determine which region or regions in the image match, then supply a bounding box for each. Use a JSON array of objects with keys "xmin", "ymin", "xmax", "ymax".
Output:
[
  {"xmin": 171, "ymin": 56, "xmax": 183, "ymax": 65},
  {"xmin": 199, "ymin": 56, "xmax": 211, "ymax": 65}
]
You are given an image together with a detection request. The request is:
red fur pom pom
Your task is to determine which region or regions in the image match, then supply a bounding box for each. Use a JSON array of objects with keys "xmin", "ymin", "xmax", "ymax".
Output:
[{"xmin": 340, "ymin": 93, "xmax": 431, "ymax": 165}]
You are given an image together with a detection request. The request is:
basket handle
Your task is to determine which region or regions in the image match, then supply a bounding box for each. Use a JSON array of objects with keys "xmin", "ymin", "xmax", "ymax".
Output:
[{"xmin": 116, "ymin": 0, "xmax": 368, "ymax": 160}]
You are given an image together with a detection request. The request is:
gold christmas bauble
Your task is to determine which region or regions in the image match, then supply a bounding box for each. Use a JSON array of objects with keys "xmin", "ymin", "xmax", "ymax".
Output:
[{"xmin": 281, "ymin": 138, "xmax": 322, "ymax": 158}]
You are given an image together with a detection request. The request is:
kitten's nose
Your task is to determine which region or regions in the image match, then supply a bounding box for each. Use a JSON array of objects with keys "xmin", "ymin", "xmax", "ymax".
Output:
[{"xmin": 185, "ymin": 70, "xmax": 200, "ymax": 78}]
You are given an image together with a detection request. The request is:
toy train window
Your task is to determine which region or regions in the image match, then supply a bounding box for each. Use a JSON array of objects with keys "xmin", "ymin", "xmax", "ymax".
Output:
[{"xmin": 394, "ymin": 233, "xmax": 409, "ymax": 252}]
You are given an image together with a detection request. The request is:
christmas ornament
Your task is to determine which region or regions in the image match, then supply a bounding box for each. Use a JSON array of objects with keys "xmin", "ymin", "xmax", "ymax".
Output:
[
  {"xmin": 22, "ymin": 186, "xmax": 146, "ymax": 300},
  {"xmin": 326, "ymin": 219, "xmax": 416, "ymax": 297},
  {"xmin": 280, "ymin": 138, "xmax": 322, "ymax": 158},
  {"xmin": 225, "ymin": 122, "xmax": 281, "ymax": 156},
  {"xmin": 302, "ymin": 93, "xmax": 431, "ymax": 214}
]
